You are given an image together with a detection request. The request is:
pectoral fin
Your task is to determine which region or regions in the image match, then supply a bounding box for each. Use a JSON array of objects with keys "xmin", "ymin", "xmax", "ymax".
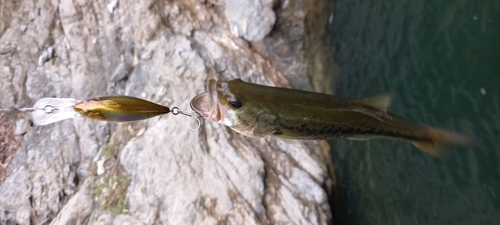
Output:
[
  {"xmin": 357, "ymin": 93, "xmax": 393, "ymax": 112},
  {"xmin": 250, "ymin": 114, "xmax": 279, "ymax": 138}
]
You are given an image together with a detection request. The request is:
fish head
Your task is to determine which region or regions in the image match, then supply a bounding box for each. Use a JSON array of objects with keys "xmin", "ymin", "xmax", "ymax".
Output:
[{"xmin": 190, "ymin": 79, "xmax": 258, "ymax": 134}]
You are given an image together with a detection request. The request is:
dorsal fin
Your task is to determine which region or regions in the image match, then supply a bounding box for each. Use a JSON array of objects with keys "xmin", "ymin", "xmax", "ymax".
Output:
[{"xmin": 357, "ymin": 93, "xmax": 393, "ymax": 112}]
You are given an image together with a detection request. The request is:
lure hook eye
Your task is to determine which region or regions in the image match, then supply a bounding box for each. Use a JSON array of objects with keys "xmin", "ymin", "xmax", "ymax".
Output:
[
  {"xmin": 171, "ymin": 107, "xmax": 202, "ymax": 130},
  {"xmin": 42, "ymin": 105, "xmax": 59, "ymax": 114}
]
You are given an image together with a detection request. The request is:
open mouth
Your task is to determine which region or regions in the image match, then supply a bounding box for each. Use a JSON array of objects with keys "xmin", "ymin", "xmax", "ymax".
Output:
[{"xmin": 190, "ymin": 80, "xmax": 221, "ymax": 122}]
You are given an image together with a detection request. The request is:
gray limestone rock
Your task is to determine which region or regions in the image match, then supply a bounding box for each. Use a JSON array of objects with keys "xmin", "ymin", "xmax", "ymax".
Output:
[
  {"xmin": 225, "ymin": 0, "xmax": 276, "ymax": 42},
  {"xmin": 0, "ymin": 0, "xmax": 333, "ymax": 224}
]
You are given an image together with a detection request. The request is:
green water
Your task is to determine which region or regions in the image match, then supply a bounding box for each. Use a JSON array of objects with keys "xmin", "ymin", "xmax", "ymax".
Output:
[{"xmin": 326, "ymin": 0, "xmax": 500, "ymax": 224}]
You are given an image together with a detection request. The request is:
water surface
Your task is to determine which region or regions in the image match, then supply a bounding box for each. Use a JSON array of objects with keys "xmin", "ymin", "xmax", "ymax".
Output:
[{"xmin": 326, "ymin": 0, "xmax": 500, "ymax": 224}]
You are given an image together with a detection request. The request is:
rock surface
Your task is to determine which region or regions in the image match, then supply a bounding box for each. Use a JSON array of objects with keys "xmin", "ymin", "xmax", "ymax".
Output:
[
  {"xmin": 0, "ymin": 0, "xmax": 333, "ymax": 224},
  {"xmin": 225, "ymin": 0, "xmax": 276, "ymax": 41}
]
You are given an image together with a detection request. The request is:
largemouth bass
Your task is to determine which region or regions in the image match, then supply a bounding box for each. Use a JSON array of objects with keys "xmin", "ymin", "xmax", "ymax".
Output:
[{"xmin": 190, "ymin": 79, "xmax": 473, "ymax": 157}]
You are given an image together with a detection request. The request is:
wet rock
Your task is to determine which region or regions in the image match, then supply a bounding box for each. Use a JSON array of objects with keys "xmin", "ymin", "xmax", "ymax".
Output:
[{"xmin": 0, "ymin": 0, "xmax": 333, "ymax": 224}]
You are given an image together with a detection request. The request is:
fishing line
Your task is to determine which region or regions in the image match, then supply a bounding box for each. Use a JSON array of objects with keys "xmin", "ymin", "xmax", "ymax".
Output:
[
  {"xmin": 0, "ymin": 105, "xmax": 59, "ymax": 114},
  {"xmin": 0, "ymin": 107, "xmax": 36, "ymax": 112}
]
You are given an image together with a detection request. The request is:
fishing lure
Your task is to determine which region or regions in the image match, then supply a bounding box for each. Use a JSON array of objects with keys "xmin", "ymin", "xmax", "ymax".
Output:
[
  {"xmin": 73, "ymin": 96, "xmax": 170, "ymax": 122},
  {"xmin": 1, "ymin": 96, "xmax": 198, "ymax": 126}
]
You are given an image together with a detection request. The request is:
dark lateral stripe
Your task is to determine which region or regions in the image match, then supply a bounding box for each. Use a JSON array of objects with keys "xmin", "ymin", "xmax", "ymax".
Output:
[
  {"xmin": 339, "ymin": 126, "xmax": 427, "ymax": 141},
  {"xmin": 278, "ymin": 119, "xmax": 429, "ymax": 141}
]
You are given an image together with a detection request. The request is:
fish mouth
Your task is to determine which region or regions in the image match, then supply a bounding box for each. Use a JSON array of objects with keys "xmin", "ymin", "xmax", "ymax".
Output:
[{"xmin": 190, "ymin": 79, "xmax": 224, "ymax": 122}]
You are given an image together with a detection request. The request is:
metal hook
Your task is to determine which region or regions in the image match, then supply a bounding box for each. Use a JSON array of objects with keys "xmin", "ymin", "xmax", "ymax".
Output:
[{"xmin": 171, "ymin": 107, "xmax": 202, "ymax": 130}]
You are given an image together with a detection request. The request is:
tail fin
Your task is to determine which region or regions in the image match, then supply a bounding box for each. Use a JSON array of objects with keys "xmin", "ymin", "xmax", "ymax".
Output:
[{"xmin": 412, "ymin": 128, "xmax": 474, "ymax": 157}]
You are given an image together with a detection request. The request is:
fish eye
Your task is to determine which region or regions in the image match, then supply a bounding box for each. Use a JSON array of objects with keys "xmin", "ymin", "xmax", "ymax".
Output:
[{"xmin": 229, "ymin": 100, "xmax": 242, "ymax": 109}]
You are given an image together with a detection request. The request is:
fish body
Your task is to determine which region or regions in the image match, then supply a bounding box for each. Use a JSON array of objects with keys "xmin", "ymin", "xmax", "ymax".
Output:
[
  {"xmin": 74, "ymin": 96, "xmax": 170, "ymax": 122},
  {"xmin": 190, "ymin": 79, "xmax": 472, "ymax": 156}
]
